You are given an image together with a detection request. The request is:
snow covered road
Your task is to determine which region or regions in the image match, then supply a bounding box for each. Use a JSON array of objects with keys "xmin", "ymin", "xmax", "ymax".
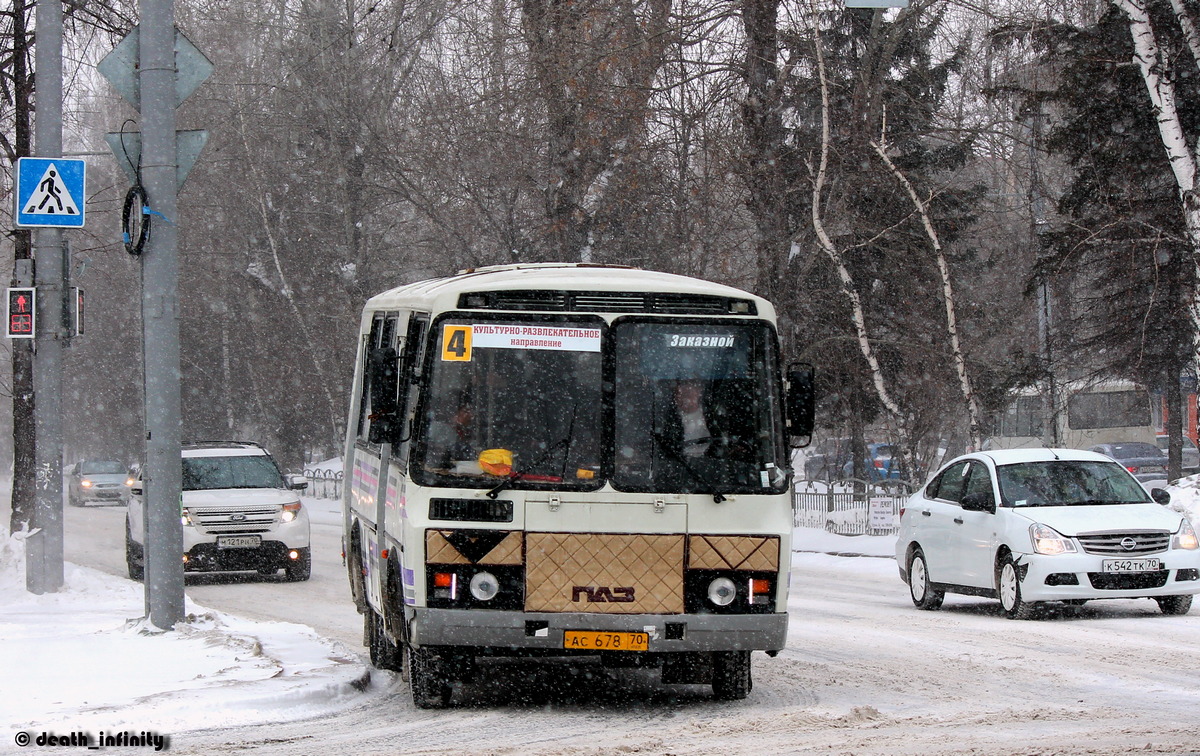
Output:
[{"xmin": 58, "ymin": 502, "xmax": 1200, "ymax": 755}]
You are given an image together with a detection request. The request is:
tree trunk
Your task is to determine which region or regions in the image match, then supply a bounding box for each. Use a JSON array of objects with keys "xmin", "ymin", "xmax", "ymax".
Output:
[{"xmin": 9, "ymin": 0, "xmax": 35, "ymax": 533}]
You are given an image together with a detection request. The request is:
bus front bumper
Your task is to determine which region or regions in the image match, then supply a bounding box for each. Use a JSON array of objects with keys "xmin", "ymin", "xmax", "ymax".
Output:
[{"xmin": 409, "ymin": 608, "xmax": 788, "ymax": 653}]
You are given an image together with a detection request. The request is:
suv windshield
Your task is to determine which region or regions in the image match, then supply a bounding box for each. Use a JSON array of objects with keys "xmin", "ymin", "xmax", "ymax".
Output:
[
  {"xmin": 996, "ymin": 460, "xmax": 1151, "ymax": 507},
  {"xmin": 182, "ymin": 455, "xmax": 285, "ymax": 491},
  {"xmin": 413, "ymin": 317, "xmax": 604, "ymax": 490},
  {"xmin": 612, "ymin": 320, "xmax": 788, "ymax": 494}
]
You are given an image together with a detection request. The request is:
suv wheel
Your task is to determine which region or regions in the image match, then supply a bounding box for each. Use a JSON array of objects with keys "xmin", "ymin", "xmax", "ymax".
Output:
[
  {"xmin": 907, "ymin": 548, "xmax": 943, "ymax": 610},
  {"xmin": 125, "ymin": 517, "xmax": 144, "ymax": 582},
  {"xmin": 998, "ymin": 555, "xmax": 1038, "ymax": 619}
]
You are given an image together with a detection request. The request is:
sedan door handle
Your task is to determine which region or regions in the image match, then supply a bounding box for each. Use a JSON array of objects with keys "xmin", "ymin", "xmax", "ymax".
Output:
[
  {"xmin": 953, "ymin": 517, "xmax": 964, "ymax": 524},
  {"xmin": 921, "ymin": 510, "xmax": 932, "ymax": 517}
]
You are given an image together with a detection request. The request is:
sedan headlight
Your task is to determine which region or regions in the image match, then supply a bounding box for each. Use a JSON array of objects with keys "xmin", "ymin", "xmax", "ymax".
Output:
[
  {"xmin": 1173, "ymin": 519, "xmax": 1199, "ymax": 550},
  {"xmin": 1030, "ymin": 523, "xmax": 1076, "ymax": 555},
  {"xmin": 80, "ymin": 479, "xmax": 93, "ymax": 488}
]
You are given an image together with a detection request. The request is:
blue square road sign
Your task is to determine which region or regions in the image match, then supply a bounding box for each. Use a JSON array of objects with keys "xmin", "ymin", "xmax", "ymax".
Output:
[{"xmin": 14, "ymin": 157, "xmax": 86, "ymax": 228}]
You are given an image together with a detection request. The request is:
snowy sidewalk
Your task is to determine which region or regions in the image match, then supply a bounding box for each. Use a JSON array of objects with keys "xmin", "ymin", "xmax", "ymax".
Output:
[{"xmin": 0, "ymin": 532, "xmax": 372, "ymax": 740}]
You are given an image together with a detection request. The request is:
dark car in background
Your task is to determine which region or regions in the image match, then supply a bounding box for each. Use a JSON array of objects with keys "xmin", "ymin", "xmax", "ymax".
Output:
[
  {"xmin": 1088, "ymin": 442, "xmax": 1168, "ymax": 483},
  {"xmin": 68, "ymin": 460, "xmax": 131, "ymax": 506},
  {"xmin": 1156, "ymin": 435, "xmax": 1200, "ymax": 476},
  {"xmin": 803, "ymin": 437, "xmax": 853, "ymax": 481}
]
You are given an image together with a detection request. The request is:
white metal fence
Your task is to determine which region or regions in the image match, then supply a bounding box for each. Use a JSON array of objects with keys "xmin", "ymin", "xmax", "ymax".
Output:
[
  {"xmin": 304, "ymin": 468, "xmax": 343, "ymax": 500},
  {"xmin": 793, "ymin": 479, "xmax": 911, "ymax": 535}
]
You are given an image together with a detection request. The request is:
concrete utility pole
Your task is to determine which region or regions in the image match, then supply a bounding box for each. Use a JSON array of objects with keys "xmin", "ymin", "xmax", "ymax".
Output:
[
  {"xmin": 139, "ymin": 0, "xmax": 185, "ymax": 628},
  {"xmin": 27, "ymin": 0, "xmax": 65, "ymax": 595}
]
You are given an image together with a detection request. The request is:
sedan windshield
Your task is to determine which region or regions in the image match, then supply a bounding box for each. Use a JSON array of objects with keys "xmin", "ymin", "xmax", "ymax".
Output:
[
  {"xmin": 996, "ymin": 460, "xmax": 1151, "ymax": 507},
  {"xmin": 182, "ymin": 456, "xmax": 285, "ymax": 491},
  {"xmin": 81, "ymin": 461, "xmax": 125, "ymax": 475}
]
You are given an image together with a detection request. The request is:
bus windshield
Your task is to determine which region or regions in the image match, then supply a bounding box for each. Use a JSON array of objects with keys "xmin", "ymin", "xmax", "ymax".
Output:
[
  {"xmin": 414, "ymin": 317, "xmax": 605, "ymax": 490},
  {"xmin": 412, "ymin": 316, "xmax": 788, "ymax": 495},
  {"xmin": 612, "ymin": 320, "xmax": 788, "ymax": 495}
]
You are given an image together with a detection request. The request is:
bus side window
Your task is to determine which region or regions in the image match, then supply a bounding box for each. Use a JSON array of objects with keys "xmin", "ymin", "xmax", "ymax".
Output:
[
  {"xmin": 394, "ymin": 314, "xmax": 429, "ymax": 457},
  {"xmin": 357, "ymin": 312, "xmax": 400, "ymax": 445}
]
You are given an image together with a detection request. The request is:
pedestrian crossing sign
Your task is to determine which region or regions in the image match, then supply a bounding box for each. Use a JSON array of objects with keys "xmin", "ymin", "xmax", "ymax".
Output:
[{"xmin": 14, "ymin": 157, "xmax": 86, "ymax": 228}]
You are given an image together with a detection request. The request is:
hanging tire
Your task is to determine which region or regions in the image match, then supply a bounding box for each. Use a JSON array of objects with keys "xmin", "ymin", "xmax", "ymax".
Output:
[
  {"xmin": 711, "ymin": 650, "xmax": 752, "ymax": 701},
  {"xmin": 998, "ymin": 554, "xmax": 1038, "ymax": 620},
  {"xmin": 1156, "ymin": 594, "xmax": 1193, "ymax": 616},
  {"xmin": 125, "ymin": 518, "xmax": 144, "ymax": 582},
  {"xmin": 407, "ymin": 644, "xmax": 452, "ymax": 709},
  {"xmin": 907, "ymin": 548, "xmax": 944, "ymax": 610}
]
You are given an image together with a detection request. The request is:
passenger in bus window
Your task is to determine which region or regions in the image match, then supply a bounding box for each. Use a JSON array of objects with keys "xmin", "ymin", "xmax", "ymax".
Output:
[
  {"xmin": 673, "ymin": 380, "xmax": 712, "ymax": 456},
  {"xmin": 426, "ymin": 389, "xmax": 478, "ymax": 471}
]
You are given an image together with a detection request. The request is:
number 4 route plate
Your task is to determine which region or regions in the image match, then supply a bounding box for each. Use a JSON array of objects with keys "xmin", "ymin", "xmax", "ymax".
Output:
[{"xmin": 563, "ymin": 630, "xmax": 649, "ymax": 651}]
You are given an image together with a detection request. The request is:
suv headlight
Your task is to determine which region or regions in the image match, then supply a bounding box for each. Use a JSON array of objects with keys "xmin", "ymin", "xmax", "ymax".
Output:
[
  {"xmin": 281, "ymin": 501, "xmax": 302, "ymax": 523},
  {"xmin": 181, "ymin": 508, "xmax": 193, "ymax": 527},
  {"xmin": 1173, "ymin": 519, "xmax": 1199, "ymax": 550},
  {"xmin": 1030, "ymin": 523, "xmax": 1076, "ymax": 555}
]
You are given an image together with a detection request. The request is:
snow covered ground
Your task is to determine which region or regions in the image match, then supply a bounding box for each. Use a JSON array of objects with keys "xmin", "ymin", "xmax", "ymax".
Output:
[{"xmin": 3, "ymin": 476, "xmax": 1200, "ymax": 753}]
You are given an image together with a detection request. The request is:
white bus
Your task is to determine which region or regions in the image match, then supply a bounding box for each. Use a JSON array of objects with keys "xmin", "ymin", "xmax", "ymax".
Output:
[
  {"xmin": 342, "ymin": 263, "xmax": 813, "ymax": 707},
  {"xmin": 987, "ymin": 378, "xmax": 1156, "ymax": 450}
]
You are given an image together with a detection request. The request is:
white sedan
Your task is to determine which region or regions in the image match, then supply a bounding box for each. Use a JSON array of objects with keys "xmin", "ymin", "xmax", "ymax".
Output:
[{"xmin": 895, "ymin": 448, "xmax": 1200, "ymax": 618}]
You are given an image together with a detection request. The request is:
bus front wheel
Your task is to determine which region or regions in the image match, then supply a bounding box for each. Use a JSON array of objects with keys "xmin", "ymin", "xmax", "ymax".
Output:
[
  {"xmin": 407, "ymin": 644, "xmax": 452, "ymax": 709},
  {"xmin": 711, "ymin": 650, "xmax": 752, "ymax": 701}
]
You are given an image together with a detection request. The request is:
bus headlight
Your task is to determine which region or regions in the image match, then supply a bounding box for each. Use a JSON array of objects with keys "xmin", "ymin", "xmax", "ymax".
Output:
[
  {"xmin": 707, "ymin": 577, "xmax": 737, "ymax": 606},
  {"xmin": 469, "ymin": 571, "xmax": 499, "ymax": 601}
]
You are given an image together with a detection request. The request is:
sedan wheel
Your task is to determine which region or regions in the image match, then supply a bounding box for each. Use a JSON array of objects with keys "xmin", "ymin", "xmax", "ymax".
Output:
[
  {"xmin": 907, "ymin": 549, "xmax": 943, "ymax": 610},
  {"xmin": 1155, "ymin": 594, "xmax": 1193, "ymax": 616},
  {"xmin": 999, "ymin": 556, "xmax": 1038, "ymax": 620}
]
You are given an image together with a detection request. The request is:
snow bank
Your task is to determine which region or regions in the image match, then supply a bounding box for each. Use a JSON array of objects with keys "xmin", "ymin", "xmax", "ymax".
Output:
[{"xmin": 0, "ymin": 525, "xmax": 372, "ymax": 734}]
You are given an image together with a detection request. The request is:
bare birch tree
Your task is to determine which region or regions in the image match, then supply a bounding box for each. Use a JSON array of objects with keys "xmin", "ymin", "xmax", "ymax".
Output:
[{"xmin": 1112, "ymin": 0, "xmax": 1200, "ymax": 337}]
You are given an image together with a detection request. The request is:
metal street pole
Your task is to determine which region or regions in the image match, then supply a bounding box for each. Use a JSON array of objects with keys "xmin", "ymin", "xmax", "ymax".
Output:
[
  {"xmin": 27, "ymin": 0, "xmax": 65, "ymax": 595},
  {"xmin": 139, "ymin": 0, "xmax": 185, "ymax": 628}
]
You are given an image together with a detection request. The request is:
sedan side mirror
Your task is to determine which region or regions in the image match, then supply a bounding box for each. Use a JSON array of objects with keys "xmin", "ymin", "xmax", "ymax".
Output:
[
  {"xmin": 960, "ymin": 491, "xmax": 996, "ymax": 514},
  {"xmin": 1150, "ymin": 487, "xmax": 1171, "ymax": 505}
]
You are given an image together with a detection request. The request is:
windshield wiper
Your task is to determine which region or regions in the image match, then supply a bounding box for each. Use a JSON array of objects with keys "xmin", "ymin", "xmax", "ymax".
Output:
[
  {"xmin": 486, "ymin": 437, "xmax": 571, "ymax": 500},
  {"xmin": 651, "ymin": 431, "xmax": 726, "ymax": 503}
]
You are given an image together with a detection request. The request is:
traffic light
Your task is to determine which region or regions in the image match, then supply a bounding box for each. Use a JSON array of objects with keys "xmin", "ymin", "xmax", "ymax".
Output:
[{"xmin": 6, "ymin": 287, "xmax": 35, "ymax": 339}]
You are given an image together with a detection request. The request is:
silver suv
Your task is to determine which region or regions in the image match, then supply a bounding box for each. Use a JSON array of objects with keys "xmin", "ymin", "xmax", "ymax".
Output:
[{"xmin": 125, "ymin": 442, "xmax": 311, "ymax": 581}]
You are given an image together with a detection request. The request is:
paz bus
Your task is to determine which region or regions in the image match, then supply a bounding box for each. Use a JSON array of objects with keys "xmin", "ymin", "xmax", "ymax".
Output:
[
  {"xmin": 985, "ymin": 378, "xmax": 1157, "ymax": 450},
  {"xmin": 341, "ymin": 263, "xmax": 814, "ymax": 707}
]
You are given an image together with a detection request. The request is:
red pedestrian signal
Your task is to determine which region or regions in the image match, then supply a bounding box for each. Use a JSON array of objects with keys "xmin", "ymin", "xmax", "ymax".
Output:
[{"xmin": 6, "ymin": 287, "xmax": 36, "ymax": 339}]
